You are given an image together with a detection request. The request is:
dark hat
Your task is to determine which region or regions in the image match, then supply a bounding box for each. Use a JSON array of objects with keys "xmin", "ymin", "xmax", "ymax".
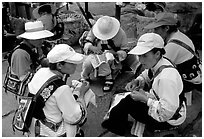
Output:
[{"xmin": 145, "ymin": 12, "xmax": 178, "ymax": 29}]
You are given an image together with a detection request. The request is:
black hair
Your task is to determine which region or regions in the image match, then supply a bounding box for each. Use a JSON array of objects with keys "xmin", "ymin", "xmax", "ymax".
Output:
[
  {"xmin": 151, "ymin": 48, "xmax": 166, "ymax": 55},
  {"xmin": 49, "ymin": 61, "xmax": 66, "ymax": 70},
  {"xmin": 144, "ymin": 2, "xmax": 166, "ymax": 12},
  {"xmin": 38, "ymin": 4, "xmax": 52, "ymax": 15},
  {"xmin": 159, "ymin": 20, "xmax": 181, "ymax": 33}
]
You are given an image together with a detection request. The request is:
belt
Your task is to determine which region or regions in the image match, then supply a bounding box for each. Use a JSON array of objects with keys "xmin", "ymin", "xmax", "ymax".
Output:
[{"xmin": 41, "ymin": 118, "xmax": 62, "ymax": 132}]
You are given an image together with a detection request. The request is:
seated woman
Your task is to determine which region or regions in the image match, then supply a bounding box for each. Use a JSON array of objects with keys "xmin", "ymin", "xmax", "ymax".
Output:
[
  {"xmin": 101, "ymin": 33, "xmax": 186, "ymax": 136},
  {"xmin": 80, "ymin": 16, "xmax": 135, "ymax": 92}
]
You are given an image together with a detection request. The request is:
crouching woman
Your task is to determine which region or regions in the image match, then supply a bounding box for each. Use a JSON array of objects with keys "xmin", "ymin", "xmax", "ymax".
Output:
[
  {"xmin": 28, "ymin": 44, "xmax": 89, "ymax": 137},
  {"xmin": 101, "ymin": 33, "xmax": 186, "ymax": 136}
]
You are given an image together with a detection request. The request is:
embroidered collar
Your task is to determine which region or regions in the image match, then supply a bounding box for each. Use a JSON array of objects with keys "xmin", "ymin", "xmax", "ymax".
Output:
[{"xmin": 51, "ymin": 70, "xmax": 65, "ymax": 78}]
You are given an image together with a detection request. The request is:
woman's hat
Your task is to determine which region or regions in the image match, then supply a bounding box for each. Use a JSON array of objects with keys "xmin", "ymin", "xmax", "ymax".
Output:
[
  {"xmin": 32, "ymin": 4, "xmax": 56, "ymax": 19},
  {"xmin": 128, "ymin": 33, "xmax": 164, "ymax": 55},
  {"xmin": 17, "ymin": 21, "xmax": 54, "ymax": 40},
  {"xmin": 144, "ymin": 12, "xmax": 178, "ymax": 29},
  {"xmin": 47, "ymin": 44, "xmax": 84, "ymax": 64},
  {"xmin": 92, "ymin": 16, "xmax": 120, "ymax": 40}
]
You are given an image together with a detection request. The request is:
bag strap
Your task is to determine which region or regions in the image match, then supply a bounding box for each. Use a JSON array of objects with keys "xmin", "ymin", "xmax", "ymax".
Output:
[
  {"xmin": 150, "ymin": 65, "xmax": 175, "ymax": 83},
  {"xmin": 12, "ymin": 75, "xmax": 65, "ymax": 133},
  {"xmin": 33, "ymin": 75, "xmax": 65, "ymax": 102},
  {"xmin": 107, "ymin": 39, "xmax": 120, "ymax": 52},
  {"xmin": 168, "ymin": 39, "xmax": 199, "ymax": 58},
  {"xmin": 149, "ymin": 64, "xmax": 175, "ymax": 100},
  {"xmin": 150, "ymin": 65, "xmax": 184, "ymax": 120},
  {"xmin": 3, "ymin": 66, "xmax": 11, "ymax": 93}
]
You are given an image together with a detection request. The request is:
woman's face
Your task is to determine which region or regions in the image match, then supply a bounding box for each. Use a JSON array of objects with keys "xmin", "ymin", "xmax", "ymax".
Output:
[
  {"xmin": 60, "ymin": 62, "xmax": 77, "ymax": 75},
  {"xmin": 138, "ymin": 51, "xmax": 158, "ymax": 69},
  {"xmin": 153, "ymin": 26, "xmax": 167, "ymax": 42},
  {"xmin": 29, "ymin": 39, "xmax": 44, "ymax": 48}
]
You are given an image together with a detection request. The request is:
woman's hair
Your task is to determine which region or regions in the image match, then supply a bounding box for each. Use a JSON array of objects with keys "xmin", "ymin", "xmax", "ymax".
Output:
[
  {"xmin": 49, "ymin": 61, "xmax": 65, "ymax": 70},
  {"xmin": 151, "ymin": 48, "xmax": 166, "ymax": 55},
  {"xmin": 160, "ymin": 20, "xmax": 181, "ymax": 33}
]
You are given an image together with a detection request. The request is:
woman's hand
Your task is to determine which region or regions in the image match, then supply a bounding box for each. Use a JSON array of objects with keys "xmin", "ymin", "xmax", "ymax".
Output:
[
  {"xmin": 130, "ymin": 90, "xmax": 148, "ymax": 103},
  {"xmin": 79, "ymin": 81, "xmax": 90, "ymax": 97},
  {"xmin": 89, "ymin": 46, "xmax": 103, "ymax": 54},
  {"xmin": 117, "ymin": 50, "xmax": 127, "ymax": 61},
  {"xmin": 125, "ymin": 79, "xmax": 143, "ymax": 91}
]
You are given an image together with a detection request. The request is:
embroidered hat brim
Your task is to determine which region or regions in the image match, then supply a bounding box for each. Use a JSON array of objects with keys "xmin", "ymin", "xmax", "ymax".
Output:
[
  {"xmin": 17, "ymin": 21, "xmax": 54, "ymax": 40},
  {"xmin": 17, "ymin": 30, "xmax": 54, "ymax": 40}
]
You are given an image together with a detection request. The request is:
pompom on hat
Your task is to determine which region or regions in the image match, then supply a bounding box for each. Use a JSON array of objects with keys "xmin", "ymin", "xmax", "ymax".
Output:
[
  {"xmin": 32, "ymin": 3, "xmax": 56, "ymax": 19},
  {"xmin": 47, "ymin": 44, "xmax": 84, "ymax": 64},
  {"xmin": 92, "ymin": 16, "xmax": 120, "ymax": 40},
  {"xmin": 128, "ymin": 33, "xmax": 164, "ymax": 55},
  {"xmin": 17, "ymin": 21, "xmax": 54, "ymax": 40},
  {"xmin": 144, "ymin": 12, "xmax": 178, "ymax": 29}
]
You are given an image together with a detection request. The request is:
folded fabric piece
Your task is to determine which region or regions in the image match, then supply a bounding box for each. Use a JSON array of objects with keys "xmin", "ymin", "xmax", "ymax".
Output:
[
  {"xmin": 90, "ymin": 51, "xmax": 115, "ymax": 69},
  {"xmin": 71, "ymin": 80, "xmax": 97, "ymax": 107},
  {"xmin": 103, "ymin": 92, "xmax": 131, "ymax": 121},
  {"xmin": 131, "ymin": 120, "xmax": 145, "ymax": 137}
]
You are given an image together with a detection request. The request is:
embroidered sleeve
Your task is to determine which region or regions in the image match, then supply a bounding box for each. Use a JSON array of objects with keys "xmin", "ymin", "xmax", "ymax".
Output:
[
  {"xmin": 55, "ymin": 86, "xmax": 86, "ymax": 125},
  {"xmin": 75, "ymin": 98, "xmax": 87, "ymax": 125},
  {"xmin": 147, "ymin": 98, "xmax": 177, "ymax": 122},
  {"xmin": 147, "ymin": 78, "xmax": 179, "ymax": 122}
]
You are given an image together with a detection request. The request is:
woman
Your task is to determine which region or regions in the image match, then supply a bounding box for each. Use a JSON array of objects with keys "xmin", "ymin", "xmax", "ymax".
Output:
[
  {"xmin": 145, "ymin": 12, "xmax": 201, "ymax": 92},
  {"xmin": 11, "ymin": 21, "xmax": 53, "ymax": 80},
  {"xmin": 101, "ymin": 33, "xmax": 186, "ymax": 136},
  {"xmin": 28, "ymin": 44, "xmax": 90, "ymax": 137},
  {"xmin": 81, "ymin": 16, "xmax": 136, "ymax": 92}
]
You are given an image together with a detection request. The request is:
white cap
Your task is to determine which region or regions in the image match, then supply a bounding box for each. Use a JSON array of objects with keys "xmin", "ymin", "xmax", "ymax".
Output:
[
  {"xmin": 47, "ymin": 44, "xmax": 84, "ymax": 64},
  {"xmin": 128, "ymin": 33, "xmax": 164, "ymax": 55}
]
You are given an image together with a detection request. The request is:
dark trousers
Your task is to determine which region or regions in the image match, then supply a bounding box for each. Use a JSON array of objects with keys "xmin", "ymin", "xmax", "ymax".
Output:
[{"xmin": 102, "ymin": 95, "xmax": 173, "ymax": 136}]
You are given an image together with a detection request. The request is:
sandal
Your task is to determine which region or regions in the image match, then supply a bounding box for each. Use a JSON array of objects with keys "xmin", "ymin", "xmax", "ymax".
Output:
[{"xmin": 103, "ymin": 79, "xmax": 114, "ymax": 92}]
